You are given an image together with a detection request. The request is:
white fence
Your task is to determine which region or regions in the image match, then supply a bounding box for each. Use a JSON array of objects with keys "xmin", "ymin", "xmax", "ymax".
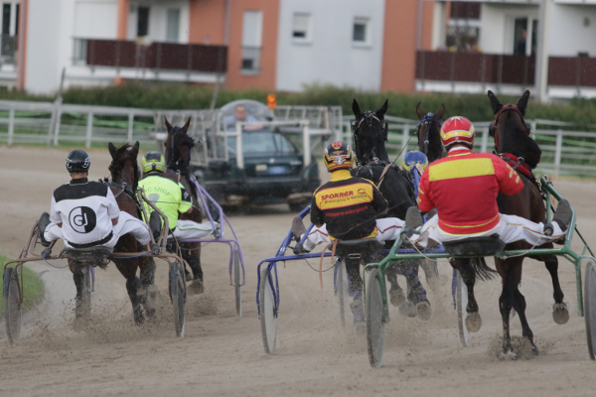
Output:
[{"xmin": 342, "ymin": 115, "xmax": 596, "ymax": 177}]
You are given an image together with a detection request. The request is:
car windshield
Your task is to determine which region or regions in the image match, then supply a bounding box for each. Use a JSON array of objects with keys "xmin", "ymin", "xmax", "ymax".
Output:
[{"xmin": 227, "ymin": 131, "xmax": 298, "ymax": 155}]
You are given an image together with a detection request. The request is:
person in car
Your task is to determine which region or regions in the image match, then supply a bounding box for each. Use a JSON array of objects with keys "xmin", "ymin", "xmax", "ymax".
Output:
[
  {"xmin": 38, "ymin": 149, "xmax": 154, "ymax": 253},
  {"xmin": 224, "ymin": 104, "xmax": 263, "ymax": 131},
  {"xmin": 291, "ymin": 141, "xmax": 407, "ymax": 326},
  {"xmin": 410, "ymin": 116, "xmax": 571, "ymax": 247}
]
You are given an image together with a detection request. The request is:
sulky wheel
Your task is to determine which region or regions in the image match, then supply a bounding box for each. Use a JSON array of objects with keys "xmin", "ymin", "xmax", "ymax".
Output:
[
  {"xmin": 259, "ymin": 266, "xmax": 277, "ymax": 354},
  {"xmin": 456, "ymin": 270, "xmax": 471, "ymax": 348},
  {"xmin": 584, "ymin": 261, "xmax": 596, "ymax": 360},
  {"xmin": 335, "ymin": 258, "xmax": 349, "ymax": 328},
  {"xmin": 366, "ymin": 268, "xmax": 385, "ymax": 367},
  {"xmin": 3, "ymin": 267, "xmax": 22, "ymax": 345},
  {"xmin": 169, "ymin": 262, "xmax": 186, "ymax": 337},
  {"xmin": 234, "ymin": 250, "xmax": 242, "ymax": 317}
]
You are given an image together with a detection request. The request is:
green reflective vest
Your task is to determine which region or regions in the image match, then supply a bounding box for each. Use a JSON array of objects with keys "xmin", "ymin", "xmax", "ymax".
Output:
[{"xmin": 138, "ymin": 174, "xmax": 192, "ymax": 230}]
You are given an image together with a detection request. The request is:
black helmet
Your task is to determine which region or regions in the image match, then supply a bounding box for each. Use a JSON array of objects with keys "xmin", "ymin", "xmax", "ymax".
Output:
[{"xmin": 66, "ymin": 149, "xmax": 90, "ymax": 173}]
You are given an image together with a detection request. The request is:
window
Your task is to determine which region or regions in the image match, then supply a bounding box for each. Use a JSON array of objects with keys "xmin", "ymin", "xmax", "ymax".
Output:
[
  {"xmin": 292, "ymin": 13, "xmax": 311, "ymax": 41},
  {"xmin": 2, "ymin": 4, "xmax": 10, "ymax": 35},
  {"xmin": 241, "ymin": 10, "xmax": 263, "ymax": 74},
  {"xmin": 166, "ymin": 9, "xmax": 180, "ymax": 42},
  {"xmin": 352, "ymin": 18, "xmax": 369, "ymax": 44},
  {"xmin": 137, "ymin": 6, "xmax": 150, "ymax": 37}
]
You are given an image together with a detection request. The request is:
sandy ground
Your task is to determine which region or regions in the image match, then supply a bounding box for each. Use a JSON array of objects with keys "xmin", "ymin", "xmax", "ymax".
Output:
[{"xmin": 0, "ymin": 145, "xmax": 595, "ymax": 397}]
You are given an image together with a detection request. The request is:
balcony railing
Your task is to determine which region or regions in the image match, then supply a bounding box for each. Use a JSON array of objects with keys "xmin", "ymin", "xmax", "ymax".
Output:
[
  {"xmin": 73, "ymin": 39, "xmax": 228, "ymax": 73},
  {"xmin": 416, "ymin": 51, "xmax": 596, "ymax": 88}
]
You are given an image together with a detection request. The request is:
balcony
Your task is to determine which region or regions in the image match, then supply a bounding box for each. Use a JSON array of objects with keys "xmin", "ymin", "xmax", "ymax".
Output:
[
  {"xmin": 415, "ymin": 51, "xmax": 596, "ymax": 98},
  {"xmin": 71, "ymin": 38, "xmax": 227, "ymax": 84}
]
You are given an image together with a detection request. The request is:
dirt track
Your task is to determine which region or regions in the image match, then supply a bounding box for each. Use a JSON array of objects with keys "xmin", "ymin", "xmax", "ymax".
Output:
[{"xmin": 1, "ymin": 145, "xmax": 595, "ymax": 397}]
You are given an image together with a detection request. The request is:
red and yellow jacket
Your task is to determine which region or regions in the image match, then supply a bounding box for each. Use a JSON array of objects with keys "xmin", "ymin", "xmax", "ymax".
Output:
[{"xmin": 417, "ymin": 149, "xmax": 523, "ymax": 235}]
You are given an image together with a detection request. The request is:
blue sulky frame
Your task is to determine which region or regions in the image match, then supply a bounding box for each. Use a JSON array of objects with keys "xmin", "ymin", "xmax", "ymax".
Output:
[{"xmin": 362, "ymin": 175, "xmax": 596, "ymax": 365}]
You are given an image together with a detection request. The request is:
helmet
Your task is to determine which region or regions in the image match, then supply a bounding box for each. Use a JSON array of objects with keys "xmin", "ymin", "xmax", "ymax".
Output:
[
  {"xmin": 323, "ymin": 141, "xmax": 354, "ymax": 172},
  {"xmin": 440, "ymin": 116, "xmax": 475, "ymax": 148},
  {"xmin": 142, "ymin": 151, "xmax": 166, "ymax": 173},
  {"xmin": 65, "ymin": 149, "xmax": 90, "ymax": 173},
  {"xmin": 401, "ymin": 151, "xmax": 428, "ymax": 172}
]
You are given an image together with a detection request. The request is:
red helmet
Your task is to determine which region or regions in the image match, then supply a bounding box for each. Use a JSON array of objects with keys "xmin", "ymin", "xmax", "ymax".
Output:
[
  {"xmin": 324, "ymin": 141, "xmax": 354, "ymax": 172},
  {"xmin": 440, "ymin": 116, "xmax": 475, "ymax": 148}
]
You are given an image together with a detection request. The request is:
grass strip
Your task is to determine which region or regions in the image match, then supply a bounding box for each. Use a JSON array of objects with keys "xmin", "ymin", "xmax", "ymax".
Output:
[{"xmin": 0, "ymin": 254, "xmax": 45, "ymax": 317}]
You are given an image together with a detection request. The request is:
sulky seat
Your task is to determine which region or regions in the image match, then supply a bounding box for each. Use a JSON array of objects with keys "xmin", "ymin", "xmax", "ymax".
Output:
[
  {"xmin": 331, "ymin": 238, "xmax": 385, "ymax": 261},
  {"xmin": 442, "ymin": 234, "xmax": 505, "ymax": 257},
  {"xmin": 62, "ymin": 247, "xmax": 113, "ymax": 262}
]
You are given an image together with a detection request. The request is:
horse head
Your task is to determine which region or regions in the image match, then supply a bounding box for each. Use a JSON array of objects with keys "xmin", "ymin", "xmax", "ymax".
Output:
[
  {"xmin": 488, "ymin": 90, "xmax": 541, "ymax": 169},
  {"xmin": 351, "ymin": 98, "xmax": 389, "ymax": 165},
  {"xmin": 107, "ymin": 141, "xmax": 140, "ymax": 192},
  {"xmin": 415, "ymin": 103, "xmax": 445, "ymax": 164},
  {"xmin": 165, "ymin": 117, "xmax": 195, "ymax": 176}
]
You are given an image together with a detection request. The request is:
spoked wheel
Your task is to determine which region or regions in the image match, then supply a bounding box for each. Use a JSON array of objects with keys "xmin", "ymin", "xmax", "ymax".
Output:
[
  {"xmin": 3, "ymin": 267, "xmax": 22, "ymax": 345},
  {"xmin": 169, "ymin": 262, "xmax": 186, "ymax": 337},
  {"xmin": 335, "ymin": 258, "xmax": 349, "ymax": 328},
  {"xmin": 76, "ymin": 265, "xmax": 92, "ymax": 318},
  {"xmin": 366, "ymin": 268, "xmax": 385, "ymax": 368},
  {"xmin": 584, "ymin": 261, "xmax": 596, "ymax": 360},
  {"xmin": 234, "ymin": 250, "xmax": 242, "ymax": 317},
  {"xmin": 259, "ymin": 266, "xmax": 277, "ymax": 354},
  {"xmin": 456, "ymin": 270, "xmax": 471, "ymax": 348}
]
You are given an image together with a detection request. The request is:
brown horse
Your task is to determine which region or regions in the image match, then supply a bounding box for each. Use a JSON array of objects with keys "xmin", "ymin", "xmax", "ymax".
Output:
[
  {"xmin": 106, "ymin": 141, "xmax": 156, "ymax": 324},
  {"xmin": 415, "ymin": 103, "xmax": 445, "ymax": 164},
  {"xmin": 162, "ymin": 118, "xmax": 205, "ymax": 293},
  {"xmin": 488, "ymin": 90, "xmax": 568, "ymax": 359}
]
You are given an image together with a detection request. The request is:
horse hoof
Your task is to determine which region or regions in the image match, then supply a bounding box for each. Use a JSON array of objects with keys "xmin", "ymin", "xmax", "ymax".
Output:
[
  {"xmin": 552, "ymin": 303, "xmax": 569, "ymax": 325},
  {"xmin": 532, "ymin": 345, "xmax": 540, "ymax": 356},
  {"xmin": 465, "ymin": 312, "xmax": 482, "ymax": 332},
  {"xmin": 188, "ymin": 279, "xmax": 204, "ymax": 295},
  {"xmin": 416, "ymin": 300, "xmax": 432, "ymax": 321},
  {"xmin": 499, "ymin": 350, "xmax": 518, "ymax": 361},
  {"xmin": 398, "ymin": 301, "xmax": 417, "ymax": 318},
  {"xmin": 353, "ymin": 322, "xmax": 366, "ymax": 338},
  {"xmin": 389, "ymin": 288, "xmax": 406, "ymax": 307}
]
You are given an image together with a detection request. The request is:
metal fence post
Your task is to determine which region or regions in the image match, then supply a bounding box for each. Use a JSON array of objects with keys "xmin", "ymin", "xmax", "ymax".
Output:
[
  {"xmin": 303, "ymin": 122, "xmax": 311, "ymax": 167},
  {"xmin": 86, "ymin": 112, "xmax": 93, "ymax": 148},
  {"xmin": 481, "ymin": 126, "xmax": 489, "ymax": 153},
  {"xmin": 53, "ymin": 103, "xmax": 63, "ymax": 146},
  {"xmin": 554, "ymin": 129, "xmax": 563, "ymax": 176},
  {"xmin": 127, "ymin": 112, "xmax": 134, "ymax": 142},
  {"xmin": 7, "ymin": 106, "xmax": 14, "ymax": 146}
]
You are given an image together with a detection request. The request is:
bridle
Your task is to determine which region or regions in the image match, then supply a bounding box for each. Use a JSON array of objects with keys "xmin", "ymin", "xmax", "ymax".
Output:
[
  {"xmin": 490, "ymin": 104, "xmax": 530, "ymax": 152},
  {"xmin": 351, "ymin": 111, "xmax": 388, "ymax": 166},
  {"xmin": 167, "ymin": 127, "xmax": 195, "ymax": 172},
  {"xmin": 416, "ymin": 112, "xmax": 443, "ymax": 156}
]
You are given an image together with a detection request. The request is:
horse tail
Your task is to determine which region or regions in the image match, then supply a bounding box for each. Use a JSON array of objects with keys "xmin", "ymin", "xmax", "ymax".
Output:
[{"xmin": 471, "ymin": 257, "xmax": 497, "ymax": 281}]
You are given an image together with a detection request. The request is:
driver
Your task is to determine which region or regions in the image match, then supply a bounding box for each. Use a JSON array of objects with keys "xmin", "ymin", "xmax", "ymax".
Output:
[
  {"xmin": 38, "ymin": 149, "xmax": 153, "ymax": 252},
  {"xmin": 291, "ymin": 141, "xmax": 407, "ymax": 325},
  {"xmin": 410, "ymin": 116, "xmax": 571, "ymax": 247},
  {"xmin": 225, "ymin": 104, "xmax": 263, "ymax": 131}
]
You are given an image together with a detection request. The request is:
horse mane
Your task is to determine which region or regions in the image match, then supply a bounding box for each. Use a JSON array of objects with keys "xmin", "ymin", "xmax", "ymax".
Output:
[
  {"xmin": 107, "ymin": 143, "xmax": 140, "ymax": 192},
  {"xmin": 499, "ymin": 112, "xmax": 541, "ymax": 169}
]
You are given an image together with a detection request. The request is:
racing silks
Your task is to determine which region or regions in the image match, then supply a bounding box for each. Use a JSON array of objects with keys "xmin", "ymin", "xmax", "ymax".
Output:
[
  {"xmin": 418, "ymin": 149, "xmax": 523, "ymax": 235},
  {"xmin": 310, "ymin": 169, "xmax": 387, "ymax": 240}
]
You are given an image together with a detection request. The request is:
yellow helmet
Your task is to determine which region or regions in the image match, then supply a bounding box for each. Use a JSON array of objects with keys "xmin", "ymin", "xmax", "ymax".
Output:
[
  {"xmin": 323, "ymin": 141, "xmax": 354, "ymax": 172},
  {"xmin": 142, "ymin": 151, "xmax": 165, "ymax": 173}
]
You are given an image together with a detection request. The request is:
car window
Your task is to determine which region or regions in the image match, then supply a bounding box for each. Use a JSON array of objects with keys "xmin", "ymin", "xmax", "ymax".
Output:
[{"xmin": 227, "ymin": 132, "xmax": 298, "ymax": 155}]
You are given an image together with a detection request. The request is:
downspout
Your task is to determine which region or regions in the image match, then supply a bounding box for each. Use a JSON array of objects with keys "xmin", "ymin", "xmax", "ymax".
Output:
[{"xmin": 16, "ymin": 0, "xmax": 27, "ymax": 90}]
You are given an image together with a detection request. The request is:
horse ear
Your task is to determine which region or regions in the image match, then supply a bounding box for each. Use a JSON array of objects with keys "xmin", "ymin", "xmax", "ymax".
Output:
[
  {"xmin": 164, "ymin": 117, "xmax": 172, "ymax": 133},
  {"xmin": 132, "ymin": 141, "xmax": 140, "ymax": 157},
  {"xmin": 487, "ymin": 90, "xmax": 503, "ymax": 115},
  {"xmin": 517, "ymin": 90, "xmax": 531, "ymax": 116},
  {"xmin": 416, "ymin": 102, "xmax": 425, "ymax": 120},
  {"xmin": 108, "ymin": 142, "xmax": 117, "ymax": 158},
  {"xmin": 182, "ymin": 117, "xmax": 191, "ymax": 132},
  {"xmin": 435, "ymin": 104, "xmax": 446, "ymax": 120},
  {"xmin": 375, "ymin": 99, "xmax": 388, "ymax": 119},
  {"xmin": 352, "ymin": 99, "xmax": 362, "ymax": 119}
]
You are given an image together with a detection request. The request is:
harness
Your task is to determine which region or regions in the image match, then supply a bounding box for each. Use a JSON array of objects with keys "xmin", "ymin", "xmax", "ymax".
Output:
[
  {"xmin": 351, "ymin": 111, "xmax": 389, "ymax": 166},
  {"xmin": 104, "ymin": 179, "xmax": 143, "ymax": 219}
]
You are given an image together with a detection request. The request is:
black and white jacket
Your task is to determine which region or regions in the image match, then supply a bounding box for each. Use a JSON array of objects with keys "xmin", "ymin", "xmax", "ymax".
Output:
[{"xmin": 49, "ymin": 178, "xmax": 120, "ymax": 247}]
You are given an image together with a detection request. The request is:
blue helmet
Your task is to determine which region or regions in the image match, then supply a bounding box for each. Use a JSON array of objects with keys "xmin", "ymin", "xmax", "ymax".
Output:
[{"xmin": 401, "ymin": 151, "xmax": 428, "ymax": 172}]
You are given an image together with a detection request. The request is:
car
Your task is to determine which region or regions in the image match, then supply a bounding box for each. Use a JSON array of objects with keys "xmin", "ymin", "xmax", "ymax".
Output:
[{"xmin": 190, "ymin": 100, "xmax": 322, "ymax": 212}]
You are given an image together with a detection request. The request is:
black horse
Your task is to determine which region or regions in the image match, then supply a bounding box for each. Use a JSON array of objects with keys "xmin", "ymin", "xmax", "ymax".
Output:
[
  {"xmin": 415, "ymin": 103, "xmax": 445, "ymax": 164},
  {"xmin": 351, "ymin": 99, "xmax": 430, "ymax": 318}
]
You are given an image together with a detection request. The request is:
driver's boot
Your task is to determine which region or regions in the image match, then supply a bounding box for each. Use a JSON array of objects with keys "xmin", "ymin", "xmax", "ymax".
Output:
[
  {"xmin": 544, "ymin": 199, "xmax": 572, "ymax": 244},
  {"xmin": 149, "ymin": 212, "xmax": 162, "ymax": 252},
  {"xmin": 38, "ymin": 212, "xmax": 51, "ymax": 248}
]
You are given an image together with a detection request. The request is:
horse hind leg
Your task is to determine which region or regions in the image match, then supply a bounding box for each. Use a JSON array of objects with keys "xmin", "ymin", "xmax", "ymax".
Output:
[
  {"xmin": 70, "ymin": 260, "xmax": 86, "ymax": 318},
  {"xmin": 512, "ymin": 286, "xmax": 539, "ymax": 356},
  {"xmin": 403, "ymin": 260, "xmax": 431, "ymax": 320},
  {"xmin": 125, "ymin": 275, "xmax": 145, "ymax": 325},
  {"xmin": 540, "ymin": 254, "xmax": 569, "ymax": 324},
  {"xmin": 455, "ymin": 258, "xmax": 482, "ymax": 332},
  {"xmin": 385, "ymin": 264, "xmax": 406, "ymax": 307},
  {"xmin": 139, "ymin": 257, "xmax": 157, "ymax": 318},
  {"xmin": 420, "ymin": 259, "xmax": 448, "ymax": 292}
]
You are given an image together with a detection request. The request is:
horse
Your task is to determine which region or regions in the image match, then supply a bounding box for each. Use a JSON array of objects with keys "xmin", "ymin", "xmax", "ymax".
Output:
[
  {"xmin": 415, "ymin": 103, "xmax": 445, "ymax": 164},
  {"xmin": 105, "ymin": 141, "xmax": 156, "ymax": 324},
  {"xmin": 350, "ymin": 99, "xmax": 430, "ymax": 317},
  {"xmin": 487, "ymin": 90, "xmax": 568, "ymax": 358},
  {"xmin": 162, "ymin": 117, "xmax": 206, "ymax": 293}
]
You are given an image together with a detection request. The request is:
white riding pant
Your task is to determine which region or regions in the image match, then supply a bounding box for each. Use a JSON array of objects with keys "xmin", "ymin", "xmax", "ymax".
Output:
[
  {"xmin": 172, "ymin": 219, "xmax": 215, "ymax": 240},
  {"xmin": 301, "ymin": 217, "xmax": 405, "ymax": 252},
  {"xmin": 410, "ymin": 213, "xmax": 565, "ymax": 248},
  {"xmin": 45, "ymin": 212, "xmax": 151, "ymax": 249}
]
